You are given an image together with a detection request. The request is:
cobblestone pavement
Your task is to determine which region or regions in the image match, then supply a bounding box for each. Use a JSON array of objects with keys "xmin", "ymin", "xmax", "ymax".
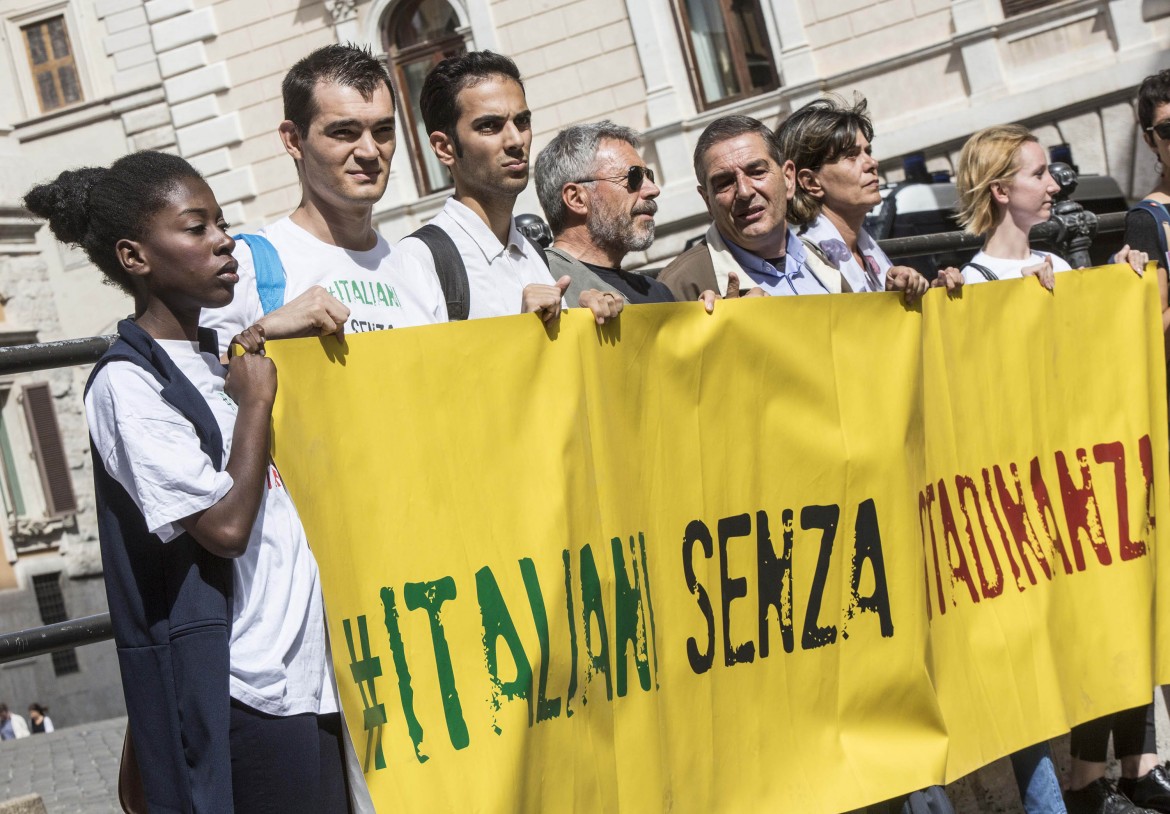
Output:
[{"xmin": 0, "ymin": 717, "xmax": 123, "ymax": 814}]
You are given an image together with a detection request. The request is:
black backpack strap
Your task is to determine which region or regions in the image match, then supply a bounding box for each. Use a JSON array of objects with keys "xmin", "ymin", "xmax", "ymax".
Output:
[
  {"xmin": 1131, "ymin": 200, "xmax": 1170, "ymax": 269},
  {"xmin": 411, "ymin": 223, "xmax": 470, "ymax": 321},
  {"xmin": 963, "ymin": 262, "xmax": 998, "ymax": 282},
  {"xmin": 523, "ymin": 234, "xmax": 550, "ymax": 268}
]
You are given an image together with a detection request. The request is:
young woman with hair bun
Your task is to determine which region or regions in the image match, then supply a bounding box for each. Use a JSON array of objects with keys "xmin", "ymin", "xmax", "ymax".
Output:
[{"xmin": 24, "ymin": 151, "xmax": 352, "ymax": 813}]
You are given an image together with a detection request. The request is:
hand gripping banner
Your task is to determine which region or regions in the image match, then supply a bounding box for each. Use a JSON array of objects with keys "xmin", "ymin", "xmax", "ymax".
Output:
[{"xmin": 267, "ymin": 265, "xmax": 1169, "ymax": 813}]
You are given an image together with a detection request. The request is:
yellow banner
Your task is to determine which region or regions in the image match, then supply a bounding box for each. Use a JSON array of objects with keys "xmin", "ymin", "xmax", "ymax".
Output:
[{"xmin": 268, "ymin": 266, "xmax": 1168, "ymax": 813}]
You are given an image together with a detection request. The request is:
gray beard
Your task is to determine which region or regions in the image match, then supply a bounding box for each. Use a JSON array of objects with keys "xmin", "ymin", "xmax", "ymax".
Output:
[{"xmin": 586, "ymin": 211, "xmax": 655, "ymax": 259}]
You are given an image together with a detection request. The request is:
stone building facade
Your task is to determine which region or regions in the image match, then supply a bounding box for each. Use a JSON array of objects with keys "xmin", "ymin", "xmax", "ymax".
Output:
[{"xmin": 0, "ymin": 0, "xmax": 1164, "ymax": 726}]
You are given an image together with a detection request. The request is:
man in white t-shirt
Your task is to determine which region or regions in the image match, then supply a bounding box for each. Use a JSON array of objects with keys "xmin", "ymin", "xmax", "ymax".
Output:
[
  {"xmin": 202, "ymin": 44, "xmax": 446, "ymax": 354},
  {"xmin": 395, "ymin": 51, "xmax": 622, "ymax": 325}
]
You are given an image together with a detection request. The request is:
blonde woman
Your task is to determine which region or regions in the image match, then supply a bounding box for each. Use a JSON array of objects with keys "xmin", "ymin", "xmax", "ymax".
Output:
[
  {"xmin": 956, "ymin": 124, "xmax": 1144, "ymax": 287},
  {"xmin": 957, "ymin": 125, "xmax": 1152, "ymax": 814}
]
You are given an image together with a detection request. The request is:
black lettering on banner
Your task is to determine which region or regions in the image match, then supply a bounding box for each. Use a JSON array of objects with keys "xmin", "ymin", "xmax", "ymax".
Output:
[
  {"xmin": 844, "ymin": 499, "xmax": 894, "ymax": 638},
  {"xmin": 718, "ymin": 513, "xmax": 754, "ymax": 666},
  {"xmin": 683, "ymin": 519, "xmax": 715, "ymax": 674},
  {"xmin": 758, "ymin": 509, "xmax": 794, "ymax": 658},
  {"xmin": 801, "ymin": 505, "xmax": 839, "ymax": 650}
]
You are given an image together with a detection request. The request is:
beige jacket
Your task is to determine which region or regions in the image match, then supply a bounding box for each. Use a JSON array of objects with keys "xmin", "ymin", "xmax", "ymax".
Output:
[{"xmin": 659, "ymin": 224, "xmax": 844, "ymax": 300}]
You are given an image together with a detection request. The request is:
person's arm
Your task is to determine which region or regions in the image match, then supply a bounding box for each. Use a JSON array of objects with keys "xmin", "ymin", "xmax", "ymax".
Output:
[
  {"xmin": 522, "ymin": 276, "xmax": 571, "ymax": 323},
  {"xmin": 885, "ymin": 266, "xmax": 930, "ymax": 303},
  {"xmin": 576, "ymin": 288, "xmax": 624, "ymax": 324},
  {"xmin": 254, "ymin": 288, "xmax": 350, "ymax": 342},
  {"xmin": 178, "ymin": 326, "xmax": 276, "ymax": 558},
  {"xmin": 1021, "ymin": 256, "xmax": 1056, "ymax": 290},
  {"xmin": 931, "ymin": 267, "xmax": 963, "ymax": 292},
  {"xmin": 42, "ymin": 718, "xmax": 53, "ymax": 734}
]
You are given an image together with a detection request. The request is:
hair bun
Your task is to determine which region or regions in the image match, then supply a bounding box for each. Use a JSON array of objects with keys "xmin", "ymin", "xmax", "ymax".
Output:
[{"xmin": 23, "ymin": 167, "xmax": 107, "ymax": 246}]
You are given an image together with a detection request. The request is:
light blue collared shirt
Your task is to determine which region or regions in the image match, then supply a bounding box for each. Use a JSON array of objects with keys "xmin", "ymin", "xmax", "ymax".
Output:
[{"xmin": 722, "ymin": 228, "xmax": 829, "ymax": 296}]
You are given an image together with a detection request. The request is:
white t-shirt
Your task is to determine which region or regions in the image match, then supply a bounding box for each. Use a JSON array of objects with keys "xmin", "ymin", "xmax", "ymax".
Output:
[
  {"xmin": 961, "ymin": 249, "xmax": 1072, "ymax": 285},
  {"xmin": 395, "ymin": 197, "xmax": 560, "ymax": 320},
  {"xmin": 85, "ymin": 339, "xmax": 336, "ymax": 717},
  {"xmin": 201, "ymin": 216, "xmax": 447, "ymax": 354}
]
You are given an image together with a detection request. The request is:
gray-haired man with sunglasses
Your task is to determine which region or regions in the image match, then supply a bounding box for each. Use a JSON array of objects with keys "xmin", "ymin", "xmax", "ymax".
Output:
[{"xmin": 535, "ymin": 121, "xmax": 676, "ymax": 305}]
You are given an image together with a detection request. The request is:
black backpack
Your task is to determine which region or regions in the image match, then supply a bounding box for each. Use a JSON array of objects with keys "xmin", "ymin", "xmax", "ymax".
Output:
[{"xmin": 409, "ymin": 223, "xmax": 548, "ymax": 321}]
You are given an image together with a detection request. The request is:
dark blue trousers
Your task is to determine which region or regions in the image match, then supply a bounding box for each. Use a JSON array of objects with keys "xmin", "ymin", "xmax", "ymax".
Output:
[{"xmin": 229, "ymin": 699, "xmax": 349, "ymax": 814}]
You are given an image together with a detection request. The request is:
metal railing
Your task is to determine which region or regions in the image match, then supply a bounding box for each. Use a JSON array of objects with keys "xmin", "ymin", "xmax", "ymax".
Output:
[
  {"xmin": 0, "ymin": 173, "xmax": 1141, "ymax": 664},
  {"xmin": 878, "ymin": 211, "xmax": 1128, "ymax": 262}
]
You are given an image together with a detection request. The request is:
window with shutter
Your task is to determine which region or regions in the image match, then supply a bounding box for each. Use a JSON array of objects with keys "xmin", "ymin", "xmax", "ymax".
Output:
[
  {"xmin": 20, "ymin": 16, "xmax": 83, "ymax": 114},
  {"xmin": 1001, "ymin": 0, "xmax": 1062, "ymax": 16},
  {"xmin": 32, "ymin": 572, "xmax": 79, "ymax": 675},
  {"xmin": 21, "ymin": 383, "xmax": 76, "ymax": 517}
]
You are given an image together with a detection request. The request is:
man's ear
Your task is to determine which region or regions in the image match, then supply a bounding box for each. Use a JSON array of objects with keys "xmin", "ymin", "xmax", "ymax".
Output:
[
  {"xmin": 783, "ymin": 160, "xmax": 797, "ymax": 202},
  {"xmin": 278, "ymin": 121, "xmax": 303, "ymax": 161},
  {"xmin": 697, "ymin": 183, "xmax": 712, "ymax": 216},
  {"xmin": 116, "ymin": 238, "xmax": 149, "ymax": 279},
  {"xmin": 430, "ymin": 130, "xmax": 457, "ymax": 169},
  {"xmin": 562, "ymin": 183, "xmax": 590, "ymax": 219}
]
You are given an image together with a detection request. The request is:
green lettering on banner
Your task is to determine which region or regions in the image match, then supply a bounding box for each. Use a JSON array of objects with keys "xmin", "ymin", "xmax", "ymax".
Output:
[
  {"xmin": 380, "ymin": 587, "xmax": 427, "ymax": 763},
  {"xmin": 474, "ymin": 566, "xmax": 533, "ymax": 733},
  {"xmin": 579, "ymin": 544, "xmax": 613, "ymax": 703},
  {"xmin": 636, "ymin": 532, "xmax": 660, "ymax": 687},
  {"xmin": 403, "ymin": 578, "xmax": 470, "ymax": 750},
  {"xmin": 562, "ymin": 549, "xmax": 579, "ymax": 717},
  {"xmin": 611, "ymin": 535, "xmax": 652, "ymax": 697},
  {"xmin": 342, "ymin": 614, "xmax": 387, "ymax": 772},
  {"xmin": 519, "ymin": 557, "xmax": 561, "ymax": 722}
]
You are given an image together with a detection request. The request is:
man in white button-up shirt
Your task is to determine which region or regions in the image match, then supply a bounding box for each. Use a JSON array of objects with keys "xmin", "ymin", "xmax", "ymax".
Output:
[{"xmin": 396, "ymin": 51, "xmax": 621, "ymax": 325}]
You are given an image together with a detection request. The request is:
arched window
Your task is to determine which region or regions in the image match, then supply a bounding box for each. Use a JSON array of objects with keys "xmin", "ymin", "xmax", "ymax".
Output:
[
  {"xmin": 675, "ymin": 0, "xmax": 779, "ymax": 110},
  {"xmin": 385, "ymin": 0, "xmax": 468, "ymax": 195}
]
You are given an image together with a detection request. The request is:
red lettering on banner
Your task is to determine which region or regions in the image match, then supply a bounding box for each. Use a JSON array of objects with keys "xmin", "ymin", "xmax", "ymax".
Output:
[
  {"xmin": 1055, "ymin": 449, "xmax": 1112, "ymax": 570},
  {"xmin": 993, "ymin": 463, "xmax": 1051, "ymax": 586},
  {"xmin": 1140, "ymin": 434, "xmax": 1157, "ymax": 539},
  {"xmin": 981, "ymin": 468, "xmax": 1024, "ymax": 593},
  {"xmin": 919, "ymin": 486, "xmax": 946, "ymax": 618},
  {"xmin": 956, "ymin": 475, "xmax": 1004, "ymax": 599},
  {"xmin": 1030, "ymin": 457, "xmax": 1073, "ymax": 576},
  {"xmin": 1093, "ymin": 441, "xmax": 1145, "ymax": 561},
  {"xmin": 919, "ymin": 438, "xmax": 1152, "ymax": 614},
  {"xmin": 936, "ymin": 480, "xmax": 980, "ymax": 604}
]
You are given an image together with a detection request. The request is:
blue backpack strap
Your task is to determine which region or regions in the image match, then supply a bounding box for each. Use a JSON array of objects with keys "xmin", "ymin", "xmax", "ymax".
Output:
[
  {"xmin": 233, "ymin": 233, "xmax": 286, "ymax": 315},
  {"xmin": 1130, "ymin": 200, "xmax": 1170, "ymax": 269}
]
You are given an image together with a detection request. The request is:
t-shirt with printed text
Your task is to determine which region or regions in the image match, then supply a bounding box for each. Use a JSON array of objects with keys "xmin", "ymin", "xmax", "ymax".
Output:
[{"xmin": 201, "ymin": 216, "xmax": 447, "ymax": 353}]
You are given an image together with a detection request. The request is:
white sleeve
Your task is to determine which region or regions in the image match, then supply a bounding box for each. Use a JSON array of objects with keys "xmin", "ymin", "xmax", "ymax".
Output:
[
  {"xmin": 42, "ymin": 718, "xmax": 53, "ymax": 733},
  {"xmin": 395, "ymin": 237, "xmax": 449, "ymax": 322},
  {"xmin": 394, "ymin": 236, "xmax": 435, "ymax": 276},
  {"xmin": 86, "ymin": 364, "xmax": 233, "ymax": 542},
  {"xmin": 200, "ymin": 238, "xmax": 262, "ymax": 356}
]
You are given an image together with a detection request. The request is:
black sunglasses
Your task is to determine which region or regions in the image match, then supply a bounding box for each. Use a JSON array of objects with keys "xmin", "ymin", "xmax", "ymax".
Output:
[
  {"xmin": 573, "ymin": 165, "xmax": 655, "ymax": 191},
  {"xmin": 1147, "ymin": 121, "xmax": 1170, "ymax": 140}
]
